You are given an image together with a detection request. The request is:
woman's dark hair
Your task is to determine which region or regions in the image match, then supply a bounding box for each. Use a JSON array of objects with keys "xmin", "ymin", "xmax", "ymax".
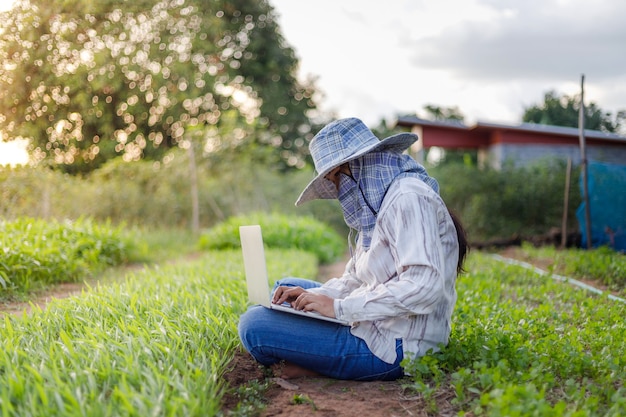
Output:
[{"xmin": 448, "ymin": 208, "xmax": 469, "ymax": 275}]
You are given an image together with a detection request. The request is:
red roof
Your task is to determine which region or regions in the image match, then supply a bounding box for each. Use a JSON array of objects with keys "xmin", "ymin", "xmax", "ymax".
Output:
[{"xmin": 396, "ymin": 116, "xmax": 626, "ymax": 149}]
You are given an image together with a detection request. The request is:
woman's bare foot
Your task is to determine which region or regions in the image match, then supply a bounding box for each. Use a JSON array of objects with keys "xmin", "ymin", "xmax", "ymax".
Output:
[{"xmin": 271, "ymin": 361, "xmax": 321, "ymax": 379}]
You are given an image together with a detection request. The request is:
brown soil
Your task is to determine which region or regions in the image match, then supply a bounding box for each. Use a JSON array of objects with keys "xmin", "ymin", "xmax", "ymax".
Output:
[
  {"xmin": 221, "ymin": 349, "xmax": 457, "ymax": 416},
  {"xmin": 0, "ymin": 248, "xmax": 612, "ymax": 416},
  {"xmin": 0, "ymin": 262, "xmax": 144, "ymax": 317},
  {"xmin": 0, "ymin": 281, "xmax": 86, "ymax": 316}
]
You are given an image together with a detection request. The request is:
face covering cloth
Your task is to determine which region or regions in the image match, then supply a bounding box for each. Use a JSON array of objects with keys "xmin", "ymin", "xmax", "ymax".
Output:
[{"xmin": 341, "ymin": 151, "xmax": 439, "ymax": 249}]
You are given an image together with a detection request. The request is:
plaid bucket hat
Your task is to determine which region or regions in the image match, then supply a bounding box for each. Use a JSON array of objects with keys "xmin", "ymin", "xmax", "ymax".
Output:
[{"xmin": 295, "ymin": 117, "xmax": 418, "ymax": 206}]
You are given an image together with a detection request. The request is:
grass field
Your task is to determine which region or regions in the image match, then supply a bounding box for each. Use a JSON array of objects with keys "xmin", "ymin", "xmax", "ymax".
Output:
[
  {"xmin": 1, "ymin": 219, "xmax": 624, "ymax": 416},
  {"xmin": 0, "ymin": 248, "xmax": 317, "ymax": 416}
]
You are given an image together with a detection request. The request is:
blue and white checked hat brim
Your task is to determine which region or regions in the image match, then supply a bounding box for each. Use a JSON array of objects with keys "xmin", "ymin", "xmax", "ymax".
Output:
[{"xmin": 295, "ymin": 118, "xmax": 418, "ymax": 206}]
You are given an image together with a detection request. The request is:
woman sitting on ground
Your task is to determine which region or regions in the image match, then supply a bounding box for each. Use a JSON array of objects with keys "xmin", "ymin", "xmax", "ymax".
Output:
[{"xmin": 239, "ymin": 117, "xmax": 468, "ymax": 381}]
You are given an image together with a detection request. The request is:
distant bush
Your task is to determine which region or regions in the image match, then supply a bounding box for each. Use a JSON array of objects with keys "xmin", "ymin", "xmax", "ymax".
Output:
[
  {"xmin": 431, "ymin": 159, "xmax": 581, "ymax": 242},
  {"xmin": 198, "ymin": 212, "xmax": 345, "ymax": 264},
  {"xmin": 0, "ymin": 152, "xmax": 344, "ymax": 233},
  {"xmin": 0, "ymin": 217, "xmax": 136, "ymax": 295},
  {"xmin": 0, "ymin": 165, "xmax": 85, "ymax": 219},
  {"xmin": 0, "ymin": 153, "xmax": 582, "ymax": 244}
]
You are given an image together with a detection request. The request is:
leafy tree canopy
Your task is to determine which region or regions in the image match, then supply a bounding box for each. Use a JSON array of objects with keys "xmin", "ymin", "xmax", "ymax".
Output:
[
  {"xmin": 523, "ymin": 90, "xmax": 625, "ymax": 134},
  {"xmin": 422, "ymin": 105, "xmax": 465, "ymax": 122},
  {"xmin": 0, "ymin": 0, "xmax": 321, "ymax": 174}
]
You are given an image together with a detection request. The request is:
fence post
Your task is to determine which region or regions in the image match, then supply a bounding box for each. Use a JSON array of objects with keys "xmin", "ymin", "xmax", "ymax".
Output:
[{"xmin": 579, "ymin": 74, "xmax": 592, "ymax": 249}]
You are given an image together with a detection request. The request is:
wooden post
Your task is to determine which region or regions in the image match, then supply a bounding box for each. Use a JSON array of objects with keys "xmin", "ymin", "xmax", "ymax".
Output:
[
  {"xmin": 187, "ymin": 143, "xmax": 200, "ymax": 235},
  {"xmin": 578, "ymin": 74, "xmax": 592, "ymax": 249}
]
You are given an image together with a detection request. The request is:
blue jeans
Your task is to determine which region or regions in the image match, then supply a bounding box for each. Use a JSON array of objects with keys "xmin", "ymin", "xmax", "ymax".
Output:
[{"xmin": 238, "ymin": 277, "xmax": 404, "ymax": 381}]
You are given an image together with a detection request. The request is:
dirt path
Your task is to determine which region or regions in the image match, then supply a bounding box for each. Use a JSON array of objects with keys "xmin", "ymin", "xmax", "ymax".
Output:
[
  {"xmin": 0, "ymin": 281, "xmax": 88, "ymax": 317},
  {"xmin": 222, "ymin": 349, "xmax": 449, "ymax": 417},
  {"xmin": 0, "ymin": 262, "xmax": 145, "ymax": 317}
]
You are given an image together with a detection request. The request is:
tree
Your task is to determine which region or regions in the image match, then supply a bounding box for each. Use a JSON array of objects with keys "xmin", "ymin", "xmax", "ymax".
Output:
[
  {"xmin": 523, "ymin": 90, "xmax": 625, "ymax": 133},
  {"xmin": 422, "ymin": 105, "xmax": 465, "ymax": 122},
  {"xmin": 0, "ymin": 0, "xmax": 320, "ymax": 174},
  {"xmin": 370, "ymin": 117, "xmax": 400, "ymax": 140}
]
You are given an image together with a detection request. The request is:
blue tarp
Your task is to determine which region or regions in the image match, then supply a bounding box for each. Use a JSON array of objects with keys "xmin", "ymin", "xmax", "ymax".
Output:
[{"xmin": 576, "ymin": 161, "xmax": 626, "ymax": 251}]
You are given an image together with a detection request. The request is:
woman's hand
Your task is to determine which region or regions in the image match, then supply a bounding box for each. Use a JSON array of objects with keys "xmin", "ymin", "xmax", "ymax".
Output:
[
  {"xmin": 293, "ymin": 292, "xmax": 336, "ymax": 318},
  {"xmin": 272, "ymin": 286, "xmax": 336, "ymax": 318},
  {"xmin": 272, "ymin": 285, "xmax": 306, "ymax": 305}
]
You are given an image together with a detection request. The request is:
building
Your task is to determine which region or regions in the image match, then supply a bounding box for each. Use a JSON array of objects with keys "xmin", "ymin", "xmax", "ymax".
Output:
[{"xmin": 396, "ymin": 116, "xmax": 626, "ymax": 169}]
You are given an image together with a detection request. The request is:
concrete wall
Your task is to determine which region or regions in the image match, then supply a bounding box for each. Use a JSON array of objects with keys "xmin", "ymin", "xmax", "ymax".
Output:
[{"xmin": 488, "ymin": 143, "xmax": 626, "ymax": 169}]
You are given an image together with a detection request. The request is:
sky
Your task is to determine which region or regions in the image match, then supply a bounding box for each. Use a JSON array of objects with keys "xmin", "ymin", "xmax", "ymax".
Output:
[
  {"xmin": 0, "ymin": 0, "xmax": 26, "ymax": 165},
  {"xmin": 1, "ymin": 0, "xmax": 625, "ymax": 164},
  {"xmin": 270, "ymin": 0, "xmax": 626, "ymax": 126}
]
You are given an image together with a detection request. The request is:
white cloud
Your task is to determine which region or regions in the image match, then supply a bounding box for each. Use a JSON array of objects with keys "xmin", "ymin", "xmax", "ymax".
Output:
[
  {"xmin": 410, "ymin": 0, "xmax": 626, "ymax": 80},
  {"xmin": 270, "ymin": 0, "xmax": 626, "ymax": 126},
  {"xmin": 0, "ymin": 0, "xmax": 13, "ymax": 12}
]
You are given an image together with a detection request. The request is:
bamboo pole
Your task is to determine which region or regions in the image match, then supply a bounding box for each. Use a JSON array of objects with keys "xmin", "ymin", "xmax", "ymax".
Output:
[
  {"xmin": 187, "ymin": 143, "xmax": 200, "ymax": 235},
  {"xmin": 579, "ymin": 74, "xmax": 592, "ymax": 249}
]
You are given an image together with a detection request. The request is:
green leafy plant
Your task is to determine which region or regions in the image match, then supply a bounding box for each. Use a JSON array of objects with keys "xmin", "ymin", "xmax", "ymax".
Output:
[
  {"xmin": 431, "ymin": 159, "xmax": 582, "ymax": 241},
  {"xmin": 513, "ymin": 243, "xmax": 626, "ymax": 295},
  {"xmin": 198, "ymin": 212, "xmax": 345, "ymax": 264},
  {"xmin": 291, "ymin": 394, "xmax": 317, "ymax": 410},
  {"xmin": 402, "ymin": 252, "xmax": 626, "ymax": 416},
  {"xmin": 227, "ymin": 379, "xmax": 270, "ymax": 416},
  {"xmin": 0, "ymin": 217, "xmax": 137, "ymax": 296}
]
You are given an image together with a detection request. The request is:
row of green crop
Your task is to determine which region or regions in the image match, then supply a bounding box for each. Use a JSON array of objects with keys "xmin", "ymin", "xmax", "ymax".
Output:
[
  {"xmin": 198, "ymin": 212, "xmax": 345, "ymax": 264},
  {"xmin": 404, "ymin": 253, "xmax": 626, "ymax": 416},
  {"xmin": 0, "ymin": 214, "xmax": 344, "ymax": 299},
  {"xmin": 0, "ymin": 218, "xmax": 136, "ymax": 295},
  {"xmin": 0, "ymin": 248, "xmax": 318, "ymax": 416},
  {"xmin": 511, "ymin": 243, "xmax": 626, "ymax": 295}
]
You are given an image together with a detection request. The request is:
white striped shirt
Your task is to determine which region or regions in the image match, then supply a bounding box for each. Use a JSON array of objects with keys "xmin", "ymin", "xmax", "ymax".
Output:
[{"xmin": 309, "ymin": 177, "xmax": 459, "ymax": 364}]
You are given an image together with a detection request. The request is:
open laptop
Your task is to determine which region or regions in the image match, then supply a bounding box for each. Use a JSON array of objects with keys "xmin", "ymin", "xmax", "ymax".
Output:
[{"xmin": 239, "ymin": 225, "xmax": 350, "ymax": 326}]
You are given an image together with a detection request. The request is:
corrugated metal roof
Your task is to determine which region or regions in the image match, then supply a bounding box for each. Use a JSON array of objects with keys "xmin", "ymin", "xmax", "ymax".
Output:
[
  {"xmin": 396, "ymin": 116, "xmax": 468, "ymax": 130},
  {"xmin": 475, "ymin": 121, "xmax": 625, "ymax": 141},
  {"xmin": 396, "ymin": 115, "xmax": 626, "ymax": 143}
]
